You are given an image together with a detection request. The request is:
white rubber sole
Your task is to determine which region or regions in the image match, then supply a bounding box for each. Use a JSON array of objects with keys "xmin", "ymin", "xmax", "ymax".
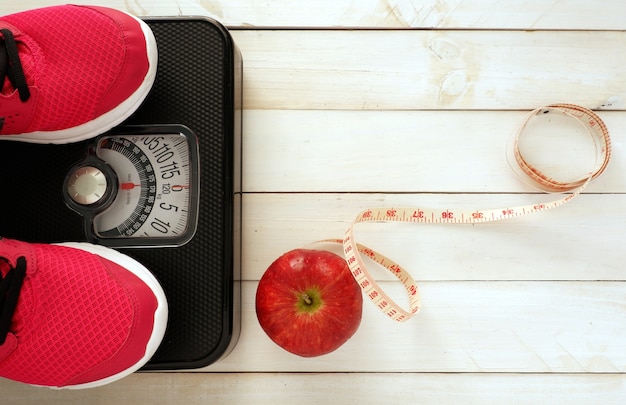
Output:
[
  {"xmin": 54, "ymin": 242, "xmax": 168, "ymax": 390},
  {"xmin": 3, "ymin": 12, "xmax": 158, "ymax": 144}
]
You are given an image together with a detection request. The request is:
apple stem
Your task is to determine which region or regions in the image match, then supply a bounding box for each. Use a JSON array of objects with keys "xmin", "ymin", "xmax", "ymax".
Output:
[{"xmin": 302, "ymin": 293, "xmax": 313, "ymax": 306}]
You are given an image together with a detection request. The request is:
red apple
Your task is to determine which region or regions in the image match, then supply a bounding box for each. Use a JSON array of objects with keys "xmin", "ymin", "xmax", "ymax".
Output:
[{"xmin": 255, "ymin": 248, "xmax": 363, "ymax": 357}]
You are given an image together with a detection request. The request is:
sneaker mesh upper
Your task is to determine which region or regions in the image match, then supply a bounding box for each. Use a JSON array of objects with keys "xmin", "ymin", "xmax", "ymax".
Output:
[
  {"xmin": 2, "ymin": 6, "xmax": 126, "ymax": 133},
  {"xmin": 0, "ymin": 242, "xmax": 142, "ymax": 387}
]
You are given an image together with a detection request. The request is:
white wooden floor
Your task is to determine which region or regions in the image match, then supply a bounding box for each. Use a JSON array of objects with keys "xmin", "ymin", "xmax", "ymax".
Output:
[{"xmin": 2, "ymin": 1, "xmax": 626, "ymax": 403}]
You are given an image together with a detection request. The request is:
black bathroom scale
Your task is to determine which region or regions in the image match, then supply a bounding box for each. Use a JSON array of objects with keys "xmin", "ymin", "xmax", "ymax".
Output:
[{"xmin": 0, "ymin": 17, "xmax": 242, "ymax": 370}]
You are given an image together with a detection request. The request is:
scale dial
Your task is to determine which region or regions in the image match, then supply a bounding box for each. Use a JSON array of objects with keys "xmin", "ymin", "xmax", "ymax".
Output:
[{"xmin": 64, "ymin": 125, "xmax": 200, "ymax": 247}]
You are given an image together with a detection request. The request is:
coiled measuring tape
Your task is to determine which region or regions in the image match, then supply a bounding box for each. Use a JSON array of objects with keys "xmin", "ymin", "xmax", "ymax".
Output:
[{"xmin": 337, "ymin": 104, "xmax": 611, "ymax": 322}]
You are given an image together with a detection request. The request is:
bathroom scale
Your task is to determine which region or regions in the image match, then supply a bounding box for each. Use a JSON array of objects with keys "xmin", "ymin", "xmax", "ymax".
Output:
[{"xmin": 0, "ymin": 17, "xmax": 243, "ymax": 370}]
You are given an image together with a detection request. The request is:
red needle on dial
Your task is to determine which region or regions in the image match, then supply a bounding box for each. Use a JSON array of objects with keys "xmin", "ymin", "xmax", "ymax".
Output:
[{"xmin": 120, "ymin": 182, "xmax": 140, "ymax": 190}]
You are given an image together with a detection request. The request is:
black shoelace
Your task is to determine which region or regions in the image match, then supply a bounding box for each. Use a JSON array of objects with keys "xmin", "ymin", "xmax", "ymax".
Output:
[
  {"xmin": 0, "ymin": 28, "xmax": 30, "ymax": 102},
  {"xmin": 0, "ymin": 257, "xmax": 26, "ymax": 345}
]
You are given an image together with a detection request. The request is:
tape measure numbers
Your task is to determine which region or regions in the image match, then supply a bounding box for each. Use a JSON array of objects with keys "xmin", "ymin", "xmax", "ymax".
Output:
[{"xmin": 338, "ymin": 104, "xmax": 611, "ymax": 322}]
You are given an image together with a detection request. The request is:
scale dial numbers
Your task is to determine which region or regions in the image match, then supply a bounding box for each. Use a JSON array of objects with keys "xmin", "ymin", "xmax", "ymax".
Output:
[{"xmin": 64, "ymin": 125, "xmax": 200, "ymax": 248}]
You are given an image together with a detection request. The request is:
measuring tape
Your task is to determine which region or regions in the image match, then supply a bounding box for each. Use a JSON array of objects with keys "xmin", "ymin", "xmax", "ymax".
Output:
[{"xmin": 335, "ymin": 104, "xmax": 611, "ymax": 322}]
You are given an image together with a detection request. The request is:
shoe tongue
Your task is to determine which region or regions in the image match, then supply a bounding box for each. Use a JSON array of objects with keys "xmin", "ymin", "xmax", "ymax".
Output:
[
  {"xmin": 0, "ymin": 332, "xmax": 17, "ymax": 359},
  {"xmin": 0, "ymin": 257, "xmax": 30, "ymax": 347},
  {"xmin": 0, "ymin": 260, "xmax": 14, "ymax": 354},
  {"xmin": 0, "ymin": 258, "xmax": 11, "ymax": 277}
]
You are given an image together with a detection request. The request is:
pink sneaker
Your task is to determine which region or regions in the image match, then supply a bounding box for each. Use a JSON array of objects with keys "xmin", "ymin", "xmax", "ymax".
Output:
[
  {"xmin": 0, "ymin": 5, "xmax": 157, "ymax": 143},
  {"xmin": 0, "ymin": 238, "xmax": 168, "ymax": 389}
]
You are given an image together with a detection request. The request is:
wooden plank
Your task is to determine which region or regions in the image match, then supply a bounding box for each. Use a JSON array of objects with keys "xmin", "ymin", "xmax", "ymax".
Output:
[
  {"xmin": 200, "ymin": 281, "xmax": 626, "ymax": 373},
  {"xmin": 209, "ymin": 0, "xmax": 626, "ymax": 30},
  {"xmin": 241, "ymin": 193, "xmax": 626, "ymax": 282},
  {"xmin": 7, "ymin": 0, "xmax": 626, "ymax": 30},
  {"xmin": 232, "ymin": 30, "xmax": 626, "ymax": 111},
  {"xmin": 2, "ymin": 373, "xmax": 625, "ymax": 404},
  {"xmin": 242, "ymin": 110, "xmax": 626, "ymax": 193}
]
